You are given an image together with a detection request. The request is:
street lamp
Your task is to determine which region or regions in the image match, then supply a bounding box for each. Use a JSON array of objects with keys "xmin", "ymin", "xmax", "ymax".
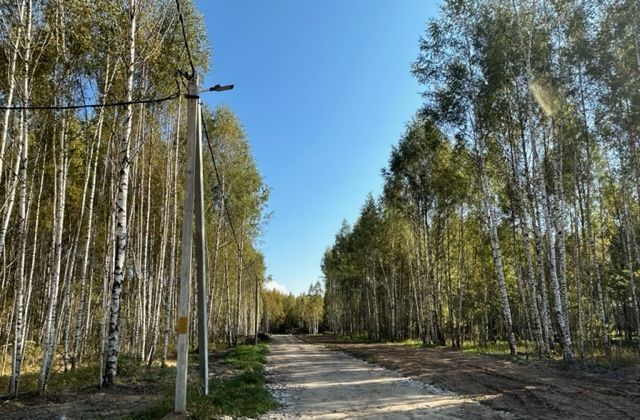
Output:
[{"xmin": 204, "ymin": 84, "xmax": 234, "ymax": 93}]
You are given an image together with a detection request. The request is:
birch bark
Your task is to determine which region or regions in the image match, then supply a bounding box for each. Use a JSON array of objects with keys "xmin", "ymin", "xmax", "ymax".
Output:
[
  {"xmin": 103, "ymin": 0, "xmax": 136, "ymax": 386},
  {"xmin": 72, "ymin": 72, "xmax": 111, "ymax": 368},
  {"xmin": 8, "ymin": 1, "xmax": 30, "ymax": 390},
  {"xmin": 39, "ymin": 117, "xmax": 69, "ymax": 391},
  {"xmin": 479, "ymin": 154, "xmax": 517, "ymax": 356},
  {"xmin": 0, "ymin": 0, "xmax": 26, "ymax": 188}
]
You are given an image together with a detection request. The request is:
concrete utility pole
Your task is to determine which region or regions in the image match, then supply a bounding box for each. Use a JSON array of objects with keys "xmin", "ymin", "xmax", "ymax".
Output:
[
  {"xmin": 254, "ymin": 276, "xmax": 259, "ymax": 345},
  {"xmin": 175, "ymin": 75, "xmax": 198, "ymax": 413},
  {"xmin": 194, "ymin": 98, "xmax": 209, "ymax": 394},
  {"xmin": 174, "ymin": 76, "xmax": 233, "ymax": 413}
]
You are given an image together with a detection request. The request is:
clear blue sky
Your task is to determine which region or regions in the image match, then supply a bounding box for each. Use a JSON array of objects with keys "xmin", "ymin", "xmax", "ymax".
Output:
[{"xmin": 196, "ymin": 1, "xmax": 439, "ymax": 295}]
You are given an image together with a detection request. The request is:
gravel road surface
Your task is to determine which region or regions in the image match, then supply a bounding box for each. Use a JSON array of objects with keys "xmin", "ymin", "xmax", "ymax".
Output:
[{"xmin": 262, "ymin": 335, "xmax": 508, "ymax": 419}]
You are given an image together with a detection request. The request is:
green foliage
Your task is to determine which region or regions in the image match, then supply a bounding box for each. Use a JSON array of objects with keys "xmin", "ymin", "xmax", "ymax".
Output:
[
  {"xmin": 129, "ymin": 345, "xmax": 276, "ymax": 419},
  {"xmin": 463, "ymin": 341, "xmax": 515, "ymax": 357},
  {"xmin": 323, "ymin": 0, "xmax": 640, "ymax": 363},
  {"xmin": 205, "ymin": 371, "xmax": 276, "ymax": 417},
  {"xmin": 0, "ymin": 353, "xmax": 176, "ymax": 395},
  {"xmin": 0, "ymin": 0, "xmax": 270, "ymax": 396},
  {"xmin": 226, "ymin": 343, "xmax": 268, "ymax": 372},
  {"xmin": 188, "ymin": 344, "xmax": 276, "ymax": 418},
  {"xmin": 264, "ymin": 282, "xmax": 324, "ymax": 333}
]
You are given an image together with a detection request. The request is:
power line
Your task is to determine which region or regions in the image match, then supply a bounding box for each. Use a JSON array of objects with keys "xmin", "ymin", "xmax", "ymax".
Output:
[
  {"xmin": 174, "ymin": 0, "xmax": 196, "ymax": 79},
  {"xmin": 200, "ymin": 105, "xmax": 242, "ymax": 257},
  {"xmin": 200, "ymin": 105, "xmax": 261, "ymax": 281},
  {"xmin": 173, "ymin": 1, "xmax": 256, "ymax": 280},
  {"xmin": 2, "ymin": 2, "xmax": 197, "ymax": 112},
  {"xmin": 174, "ymin": 0, "xmax": 261, "ymax": 286},
  {"xmin": 0, "ymin": 92, "xmax": 180, "ymax": 111},
  {"xmin": 3, "ymin": 0, "xmax": 199, "ymax": 111}
]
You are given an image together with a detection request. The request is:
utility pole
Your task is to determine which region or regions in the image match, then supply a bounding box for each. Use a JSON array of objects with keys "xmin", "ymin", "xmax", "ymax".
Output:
[
  {"xmin": 175, "ymin": 75, "xmax": 198, "ymax": 413},
  {"xmin": 195, "ymin": 99, "xmax": 209, "ymax": 393},
  {"xmin": 254, "ymin": 276, "xmax": 259, "ymax": 345},
  {"xmin": 174, "ymin": 76, "xmax": 233, "ymax": 413}
]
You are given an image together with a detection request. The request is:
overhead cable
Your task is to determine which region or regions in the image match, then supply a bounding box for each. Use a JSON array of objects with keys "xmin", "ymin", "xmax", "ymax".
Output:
[{"xmin": 0, "ymin": 92, "xmax": 180, "ymax": 111}]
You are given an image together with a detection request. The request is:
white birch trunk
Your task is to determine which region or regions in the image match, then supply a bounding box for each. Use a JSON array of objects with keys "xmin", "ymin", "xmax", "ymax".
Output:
[
  {"xmin": 103, "ymin": 0, "xmax": 136, "ymax": 386},
  {"xmin": 162, "ymin": 101, "xmax": 180, "ymax": 366},
  {"xmin": 533, "ymin": 133, "xmax": 573, "ymax": 361},
  {"xmin": 22, "ymin": 143, "xmax": 45, "ymax": 366},
  {"xmin": 72, "ymin": 82, "xmax": 110, "ymax": 368},
  {"xmin": 142, "ymin": 148, "xmax": 152, "ymax": 359},
  {"xmin": 39, "ymin": 117, "xmax": 69, "ymax": 391},
  {"xmin": 479, "ymin": 156, "xmax": 517, "ymax": 356},
  {"xmin": 0, "ymin": 0, "xmax": 26, "ymax": 187},
  {"xmin": 147, "ymin": 136, "xmax": 170, "ymax": 365},
  {"xmin": 61, "ymin": 126, "xmax": 96, "ymax": 371},
  {"xmin": 623, "ymin": 198, "xmax": 640, "ymax": 351},
  {"xmin": 0, "ymin": 139, "xmax": 22, "ymax": 257},
  {"xmin": 551, "ymin": 155, "xmax": 570, "ymax": 320},
  {"xmin": 234, "ymin": 231, "xmax": 245, "ymax": 346},
  {"xmin": 8, "ymin": 7, "xmax": 31, "ymax": 389},
  {"xmin": 99, "ymin": 214, "xmax": 115, "ymax": 387},
  {"xmin": 572, "ymin": 213, "xmax": 585, "ymax": 358}
]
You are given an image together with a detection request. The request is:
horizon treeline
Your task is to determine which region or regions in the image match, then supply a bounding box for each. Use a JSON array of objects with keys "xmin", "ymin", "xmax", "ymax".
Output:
[
  {"xmin": 323, "ymin": 0, "xmax": 640, "ymax": 362},
  {"xmin": 263, "ymin": 281, "xmax": 324, "ymax": 334},
  {"xmin": 0, "ymin": 0, "xmax": 269, "ymax": 395}
]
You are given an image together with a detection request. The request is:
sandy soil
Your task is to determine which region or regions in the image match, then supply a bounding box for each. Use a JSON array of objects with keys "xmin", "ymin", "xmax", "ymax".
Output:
[
  {"xmin": 303, "ymin": 336, "xmax": 640, "ymax": 420},
  {"xmin": 262, "ymin": 335, "xmax": 509, "ymax": 419}
]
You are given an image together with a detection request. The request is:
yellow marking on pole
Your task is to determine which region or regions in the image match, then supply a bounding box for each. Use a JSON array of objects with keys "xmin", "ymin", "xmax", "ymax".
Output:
[{"xmin": 177, "ymin": 316, "xmax": 188, "ymax": 334}]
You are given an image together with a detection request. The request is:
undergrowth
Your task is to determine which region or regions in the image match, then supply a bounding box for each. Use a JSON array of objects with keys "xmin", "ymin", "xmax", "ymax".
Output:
[
  {"xmin": 131, "ymin": 343, "xmax": 277, "ymax": 419},
  {"xmin": 0, "ymin": 353, "xmax": 173, "ymax": 395},
  {"xmin": 323, "ymin": 334, "xmax": 640, "ymax": 368}
]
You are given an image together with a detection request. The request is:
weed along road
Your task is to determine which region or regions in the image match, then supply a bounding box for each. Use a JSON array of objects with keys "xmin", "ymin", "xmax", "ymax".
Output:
[{"xmin": 262, "ymin": 335, "xmax": 506, "ymax": 419}]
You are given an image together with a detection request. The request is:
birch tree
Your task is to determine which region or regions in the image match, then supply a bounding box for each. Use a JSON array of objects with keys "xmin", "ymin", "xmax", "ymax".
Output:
[{"xmin": 102, "ymin": 0, "xmax": 137, "ymax": 386}]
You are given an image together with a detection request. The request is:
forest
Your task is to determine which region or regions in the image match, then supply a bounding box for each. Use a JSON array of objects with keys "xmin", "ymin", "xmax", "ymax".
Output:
[
  {"xmin": 1, "ymin": 0, "xmax": 640, "ymax": 418},
  {"xmin": 323, "ymin": 0, "xmax": 640, "ymax": 363},
  {"xmin": 263, "ymin": 281, "xmax": 324, "ymax": 334},
  {"xmin": 0, "ymin": 0, "xmax": 271, "ymax": 396}
]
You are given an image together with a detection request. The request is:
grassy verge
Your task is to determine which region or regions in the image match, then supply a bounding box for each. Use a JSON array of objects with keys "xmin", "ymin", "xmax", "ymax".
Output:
[
  {"xmin": 132, "ymin": 343, "xmax": 277, "ymax": 419},
  {"xmin": 196, "ymin": 343, "xmax": 277, "ymax": 417},
  {"xmin": 330, "ymin": 334, "xmax": 378, "ymax": 344},
  {"xmin": 462, "ymin": 341, "xmax": 514, "ymax": 356}
]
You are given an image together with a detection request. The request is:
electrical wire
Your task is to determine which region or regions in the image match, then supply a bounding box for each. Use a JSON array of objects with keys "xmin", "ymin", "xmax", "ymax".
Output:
[
  {"xmin": 1, "ymin": 2, "xmax": 196, "ymax": 109},
  {"xmin": 0, "ymin": 92, "xmax": 180, "ymax": 111},
  {"xmin": 200, "ymin": 104, "xmax": 262, "ymax": 281},
  {"xmin": 174, "ymin": 0, "xmax": 196, "ymax": 79},
  {"xmin": 200, "ymin": 105, "xmax": 243, "ymax": 258},
  {"xmin": 1, "ymin": 0, "xmax": 198, "ymax": 110}
]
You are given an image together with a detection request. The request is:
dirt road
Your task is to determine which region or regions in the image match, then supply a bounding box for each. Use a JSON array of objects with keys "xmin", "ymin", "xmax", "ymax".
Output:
[
  {"xmin": 303, "ymin": 336, "xmax": 640, "ymax": 420},
  {"xmin": 263, "ymin": 335, "xmax": 508, "ymax": 419}
]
